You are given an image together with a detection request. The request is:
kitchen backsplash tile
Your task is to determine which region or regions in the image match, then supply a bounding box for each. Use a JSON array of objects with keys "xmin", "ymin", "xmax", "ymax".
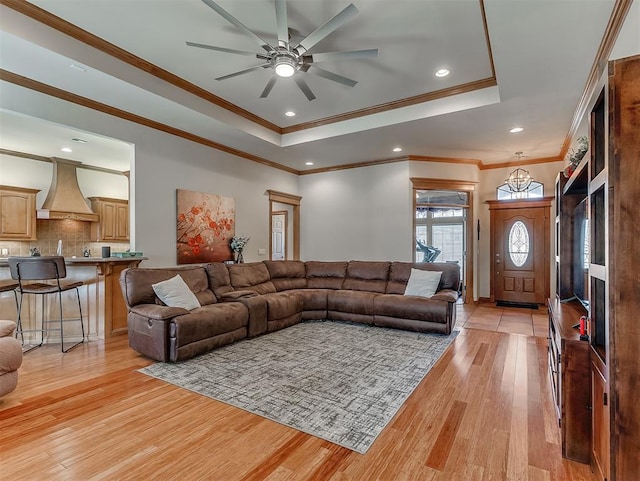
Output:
[{"xmin": 0, "ymin": 220, "xmax": 129, "ymax": 257}]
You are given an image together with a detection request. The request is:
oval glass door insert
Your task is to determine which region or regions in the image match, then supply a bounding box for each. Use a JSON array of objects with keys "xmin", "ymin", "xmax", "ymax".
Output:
[{"xmin": 508, "ymin": 221, "xmax": 530, "ymax": 267}]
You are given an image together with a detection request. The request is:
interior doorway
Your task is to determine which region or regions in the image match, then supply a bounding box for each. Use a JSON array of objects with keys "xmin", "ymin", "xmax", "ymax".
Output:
[
  {"xmin": 267, "ymin": 190, "xmax": 301, "ymax": 261},
  {"xmin": 412, "ymin": 178, "xmax": 476, "ymax": 303},
  {"xmin": 271, "ymin": 210, "xmax": 288, "ymax": 260}
]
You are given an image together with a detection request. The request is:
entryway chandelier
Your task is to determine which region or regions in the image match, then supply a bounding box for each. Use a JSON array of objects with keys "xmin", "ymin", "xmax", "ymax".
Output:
[{"xmin": 505, "ymin": 152, "xmax": 532, "ymax": 192}]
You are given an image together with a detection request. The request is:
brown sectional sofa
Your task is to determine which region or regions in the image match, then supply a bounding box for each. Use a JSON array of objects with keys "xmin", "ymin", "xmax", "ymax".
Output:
[{"xmin": 120, "ymin": 260, "xmax": 460, "ymax": 362}]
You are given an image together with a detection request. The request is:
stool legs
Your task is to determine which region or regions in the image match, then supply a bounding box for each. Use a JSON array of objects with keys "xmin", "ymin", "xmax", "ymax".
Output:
[
  {"xmin": 60, "ymin": 287, "xmax": 85, "ymax": 353},
  {"xmin": 15, "ymin": 290, "xmax": 85, "ymax": 353}
]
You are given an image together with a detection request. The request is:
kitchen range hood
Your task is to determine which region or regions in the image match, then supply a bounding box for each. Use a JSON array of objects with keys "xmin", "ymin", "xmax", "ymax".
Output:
[{"xmin": 37, "ymin": 158, "xmax": 99, "ymax": 222}]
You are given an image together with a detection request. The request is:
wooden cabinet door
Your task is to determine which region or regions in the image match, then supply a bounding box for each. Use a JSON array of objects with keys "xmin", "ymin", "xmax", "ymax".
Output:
[
  {"xmin": 0, "ymin": 187, "xmax": 38, "ymax": 240},
  {"xmin": 591, "ymin": 355, "xmax": 609, "ymax": 481},
  {"xmin": 101, "ymin": 202, "xmax": 117, "ymax": 240},
  {"xmin": 115, "ymin": 203, "xmax": 129, "ymax": 240},
  {"xmin": 90, "ymin": 197, "xmax": 129, "ymax": 242}
]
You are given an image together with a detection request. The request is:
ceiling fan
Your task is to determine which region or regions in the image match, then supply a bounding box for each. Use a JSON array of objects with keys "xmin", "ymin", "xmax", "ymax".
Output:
[{"xmin": 186, "ymin": 0, "xmax": 378, "ymax": 101}]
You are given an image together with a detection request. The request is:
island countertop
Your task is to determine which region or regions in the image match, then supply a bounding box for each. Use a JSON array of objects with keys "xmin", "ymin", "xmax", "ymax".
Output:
[
  {"xmin": 0, "ymin": 256, "xmax": 148, "ymax": 267},
  {"xmin": 0, "ymin": 256, "xmax": 147, "ymax": 339}
]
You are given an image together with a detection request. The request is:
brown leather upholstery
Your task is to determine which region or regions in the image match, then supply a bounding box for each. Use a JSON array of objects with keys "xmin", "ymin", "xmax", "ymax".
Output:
[
  {"xmin": 121, "ymin": 259, "xmax": 460, "ymax": 362},
  {"xmin": 343, "ymin": 261, "xmax": 390, "ymax": 293},
  {"xmin": 120, "ymin": 266, "xmax": 215, "ymax": 308},
  {"xmin": 227, "ymin": 263, "xmax": 276, "ymax": 294},
  {"xmin": 386, "ymin": 262, "xmax": 460, "ymax": 294},
  {"xmin": 305, "ymin": 261, "xmax": 348, "ymax": 289},
  {"xmin": 264, "ymin": 260, "xmax": 306, "ymax": 291}
]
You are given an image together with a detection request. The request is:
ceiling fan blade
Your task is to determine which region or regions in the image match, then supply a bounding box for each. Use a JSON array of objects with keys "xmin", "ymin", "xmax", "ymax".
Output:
[
  {"xmin": 306, "ymin": 65, "xmax": 357, "ymax": 87},
  {"xmin": 295, "ymin": 3, "xmax": 358, "ymax": 53},
  {"xmin": 186, "ymin": 41, "xmax": 268, "ymax": 59},
  {"xmin": 306, "ymin": 49, "xmax": 378, "ymax": 63},
  {"xmin": 294, "ymin": 76, "xmax": 316, "ymax": 101},
  {"xmin": 260, "ymin": 76, "xmax": 278, "ymax": 98},
  {"xmin": 201, "ymin": 0, "xmax": 275, "ymax": 52},
  {"xmin": 275, "ymin": 0, "xmax": 289, "ymax": 48},
  {"xmin": 215, "ymin": 64, "xmax": 270, "ymax": 81}
]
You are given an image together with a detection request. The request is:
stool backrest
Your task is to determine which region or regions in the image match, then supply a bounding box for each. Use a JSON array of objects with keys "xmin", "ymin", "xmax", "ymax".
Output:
[{"xmin": 8, "ymin": 256, "xmax": 67, "ymax": 281}]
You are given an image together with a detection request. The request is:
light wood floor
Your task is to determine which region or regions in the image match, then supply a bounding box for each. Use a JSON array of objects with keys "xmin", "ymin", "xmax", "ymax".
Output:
[{"xmin": 0, "ymin": 304, "xmax": 597, "ymax": 481}]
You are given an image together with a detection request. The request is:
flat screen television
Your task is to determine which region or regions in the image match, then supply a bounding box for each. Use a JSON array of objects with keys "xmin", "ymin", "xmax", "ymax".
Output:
[{"xmin": 573, "ymin": 197, "xmax": 590, "ymax": 309}]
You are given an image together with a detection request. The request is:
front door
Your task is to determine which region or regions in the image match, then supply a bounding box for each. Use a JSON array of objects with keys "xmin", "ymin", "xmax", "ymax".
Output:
[{"xmin": 489, "ymin": 200, "xmax": 551, "ymax": 305}]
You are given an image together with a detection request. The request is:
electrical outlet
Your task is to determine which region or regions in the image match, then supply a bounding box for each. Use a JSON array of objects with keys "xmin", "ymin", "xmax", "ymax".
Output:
[
  {"xmin": 1, "ymin": 248, "xmax": 8, "ymax": 256},
  {"xmin": 258, "ymin": 248, "xmax": 266, "ymax": 255}
]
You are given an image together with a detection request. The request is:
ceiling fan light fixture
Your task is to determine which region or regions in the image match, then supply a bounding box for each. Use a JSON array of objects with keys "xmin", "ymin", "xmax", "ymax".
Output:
[{"xmin": 274, "ymin": 56, "xmax": 297, "ymax": 77}]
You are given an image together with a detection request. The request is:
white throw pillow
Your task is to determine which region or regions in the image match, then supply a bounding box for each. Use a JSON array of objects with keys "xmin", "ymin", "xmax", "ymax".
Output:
[
  {"xmin": 152, "ymin": 274, "xmax": 201, "ymax": 310},
  {"xmin": 404, "ymin": 268, "xmax": 442, "ymax": 298}
]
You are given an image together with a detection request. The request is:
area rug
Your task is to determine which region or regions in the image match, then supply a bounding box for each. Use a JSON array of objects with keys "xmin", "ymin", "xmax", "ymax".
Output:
[{"xmin": 138, "ymin": 320, "xmax": 458, "ymax": 454}]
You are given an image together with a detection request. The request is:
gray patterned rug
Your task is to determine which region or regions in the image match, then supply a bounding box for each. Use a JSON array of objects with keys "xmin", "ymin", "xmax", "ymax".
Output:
[{"xmin": 139, "ymin": 320, "xmax": 458, "ymax": 454}]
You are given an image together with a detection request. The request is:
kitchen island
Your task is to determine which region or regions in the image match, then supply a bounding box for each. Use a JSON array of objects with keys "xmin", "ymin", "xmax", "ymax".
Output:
[{"xmin": 0, "ymin": 256, "xmax": 147, "ymax": 341}]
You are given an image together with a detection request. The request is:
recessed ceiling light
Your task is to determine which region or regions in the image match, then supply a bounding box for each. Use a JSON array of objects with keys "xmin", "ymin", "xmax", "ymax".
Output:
[
  {"xmin": 71, "ymin": 138, "xmax": 88, "ymax": 143},
  {"xmin": 305, "ymin": 161, "xmax": 314, "ymax": 166},
  {"xmin": 285, "ymin": 111, "xmax": 296, "ymax": 117},
  {"xmin": 61, "ymin": 147, "xmax": 72, "ymax": 153},
  {"xmin": 510, "ymin": 127, "xmax": 524, "ymax": 133},
  {"xmin": 69, "ymin": 64, "xmax": 86, "ymax": 72},
  {"xmin": 392, "ymin": 147, "xmax": 402, "ymax": 152},
  {"xmin": 435, "ymin": 69, "xmax": 450, "ymax": 78}
]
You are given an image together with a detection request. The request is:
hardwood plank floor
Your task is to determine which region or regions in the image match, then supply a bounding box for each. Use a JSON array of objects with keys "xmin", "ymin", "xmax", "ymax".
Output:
[{"xmin": 0, "ymin": 304, "xmax": 597, "ymax": 480}]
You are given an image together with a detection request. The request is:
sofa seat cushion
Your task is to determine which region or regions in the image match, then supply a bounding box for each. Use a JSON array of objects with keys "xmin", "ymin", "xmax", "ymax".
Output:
[
  {"xmin": 170, "ymin": 303, "xmax": 248, "ymax": 347},
  {"xmin": 263, "ymin": 291, "xmax": 304, "ymax": 321},
  {"xmin": 328, "ymin": 290, "xmax": 377, "ymax": 315},
  {"xmin": 290, "ymin": 288, "xmax": 328, "ymax": 311},
  {"xmin": 373, "ymin": 294, "xmax": 448, "ymax": 324}
]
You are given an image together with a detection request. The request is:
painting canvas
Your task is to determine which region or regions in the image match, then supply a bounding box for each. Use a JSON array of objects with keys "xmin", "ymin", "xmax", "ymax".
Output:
[{"xmin": 177, "ymin": 189, "xmax": 234, "ymax": 264}]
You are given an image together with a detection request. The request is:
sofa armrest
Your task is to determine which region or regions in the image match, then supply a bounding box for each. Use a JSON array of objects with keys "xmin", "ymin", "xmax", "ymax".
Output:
[
  {"xmin": 130, "ymin": 304, "xmax": 189, "ymax": 320},
  {"xmin": 232, "ymin": 296, "xmax": 268, "ymax": 337},
  {"xmin": 219, "ymin": 290, "xmax": 257, "ymax": 301},
  {"xmin": 430, "ymin": 289, "xmax": 459, "ymax": 304}
]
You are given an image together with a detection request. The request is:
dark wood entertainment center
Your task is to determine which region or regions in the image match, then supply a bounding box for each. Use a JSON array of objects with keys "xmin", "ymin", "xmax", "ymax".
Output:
[{"xmin": 549, "ymin": 54, "xmax": 640, "ymax": 481}]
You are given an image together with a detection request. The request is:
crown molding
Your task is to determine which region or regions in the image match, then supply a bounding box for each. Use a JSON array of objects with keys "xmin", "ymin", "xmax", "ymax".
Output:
[{"xmin": 0, "ymin": 69, "xmax": 300, "ymax": 176}]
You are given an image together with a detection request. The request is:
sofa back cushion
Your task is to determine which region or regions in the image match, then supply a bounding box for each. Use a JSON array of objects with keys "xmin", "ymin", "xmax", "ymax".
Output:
[
  {"xmin": 120, "ymin": 266, "xmax": 215, "ymax": 308},
  {"xmin": 343, "ymin": 261, "xmax": 391, "ymax": 293},
  {"xmin": 205, "ymin": 262, "xmax": 234, "ymax": 297},
  {"xmin": 386, "ymin": 262, "xmax": 460, "ymax": 294},
  {"xmin": 305, "ymin": 261, "xmax": 348, "ymax": 289},
  {"xmin": 227, "ymin": 262, "xmax": 276, "ymax": 294},
  {"xmin": 264, "ymin": 260, "xmax": 307, "ymax": 291}
]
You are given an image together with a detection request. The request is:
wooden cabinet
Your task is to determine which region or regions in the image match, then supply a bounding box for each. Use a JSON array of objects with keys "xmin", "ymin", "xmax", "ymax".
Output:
[
  {"xmin": 580, "ymin": 54, "xmax": 640, "ymax": 481},
  {"xmin": 547, "ymin": 298, "xmax": 591, "ymax": 463},
  {"xmin": 89, "ymin": 197, "xmax": 129, "ymax": 242},
  {"xmin": 0, "ymin": 185, "xmax": 39, "ymax": 240}
]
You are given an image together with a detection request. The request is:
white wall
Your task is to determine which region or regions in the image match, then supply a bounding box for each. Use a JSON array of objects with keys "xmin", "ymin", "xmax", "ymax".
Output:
[
  {"xmin": 1, "ymin": 83, "xmax": 299, "ymax": 267},
  {"xmin": 299, "ymin": 162, "xmax": 412, "ymax": 261}
]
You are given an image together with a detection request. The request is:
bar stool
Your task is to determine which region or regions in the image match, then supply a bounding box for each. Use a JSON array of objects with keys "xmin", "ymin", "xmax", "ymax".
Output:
[{"xmin": 8, "ymin": 256, "xmax": 85, "ymax": 353}]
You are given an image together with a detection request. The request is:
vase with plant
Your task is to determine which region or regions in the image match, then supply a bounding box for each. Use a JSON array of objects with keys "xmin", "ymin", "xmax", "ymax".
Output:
[
  {"xmin": 230, "ymin": 235, "xmax": 250, "ymax": 263},
  {"xmin": 563, "ymin": 135, "xmax": 589, "ymax": 178}
]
